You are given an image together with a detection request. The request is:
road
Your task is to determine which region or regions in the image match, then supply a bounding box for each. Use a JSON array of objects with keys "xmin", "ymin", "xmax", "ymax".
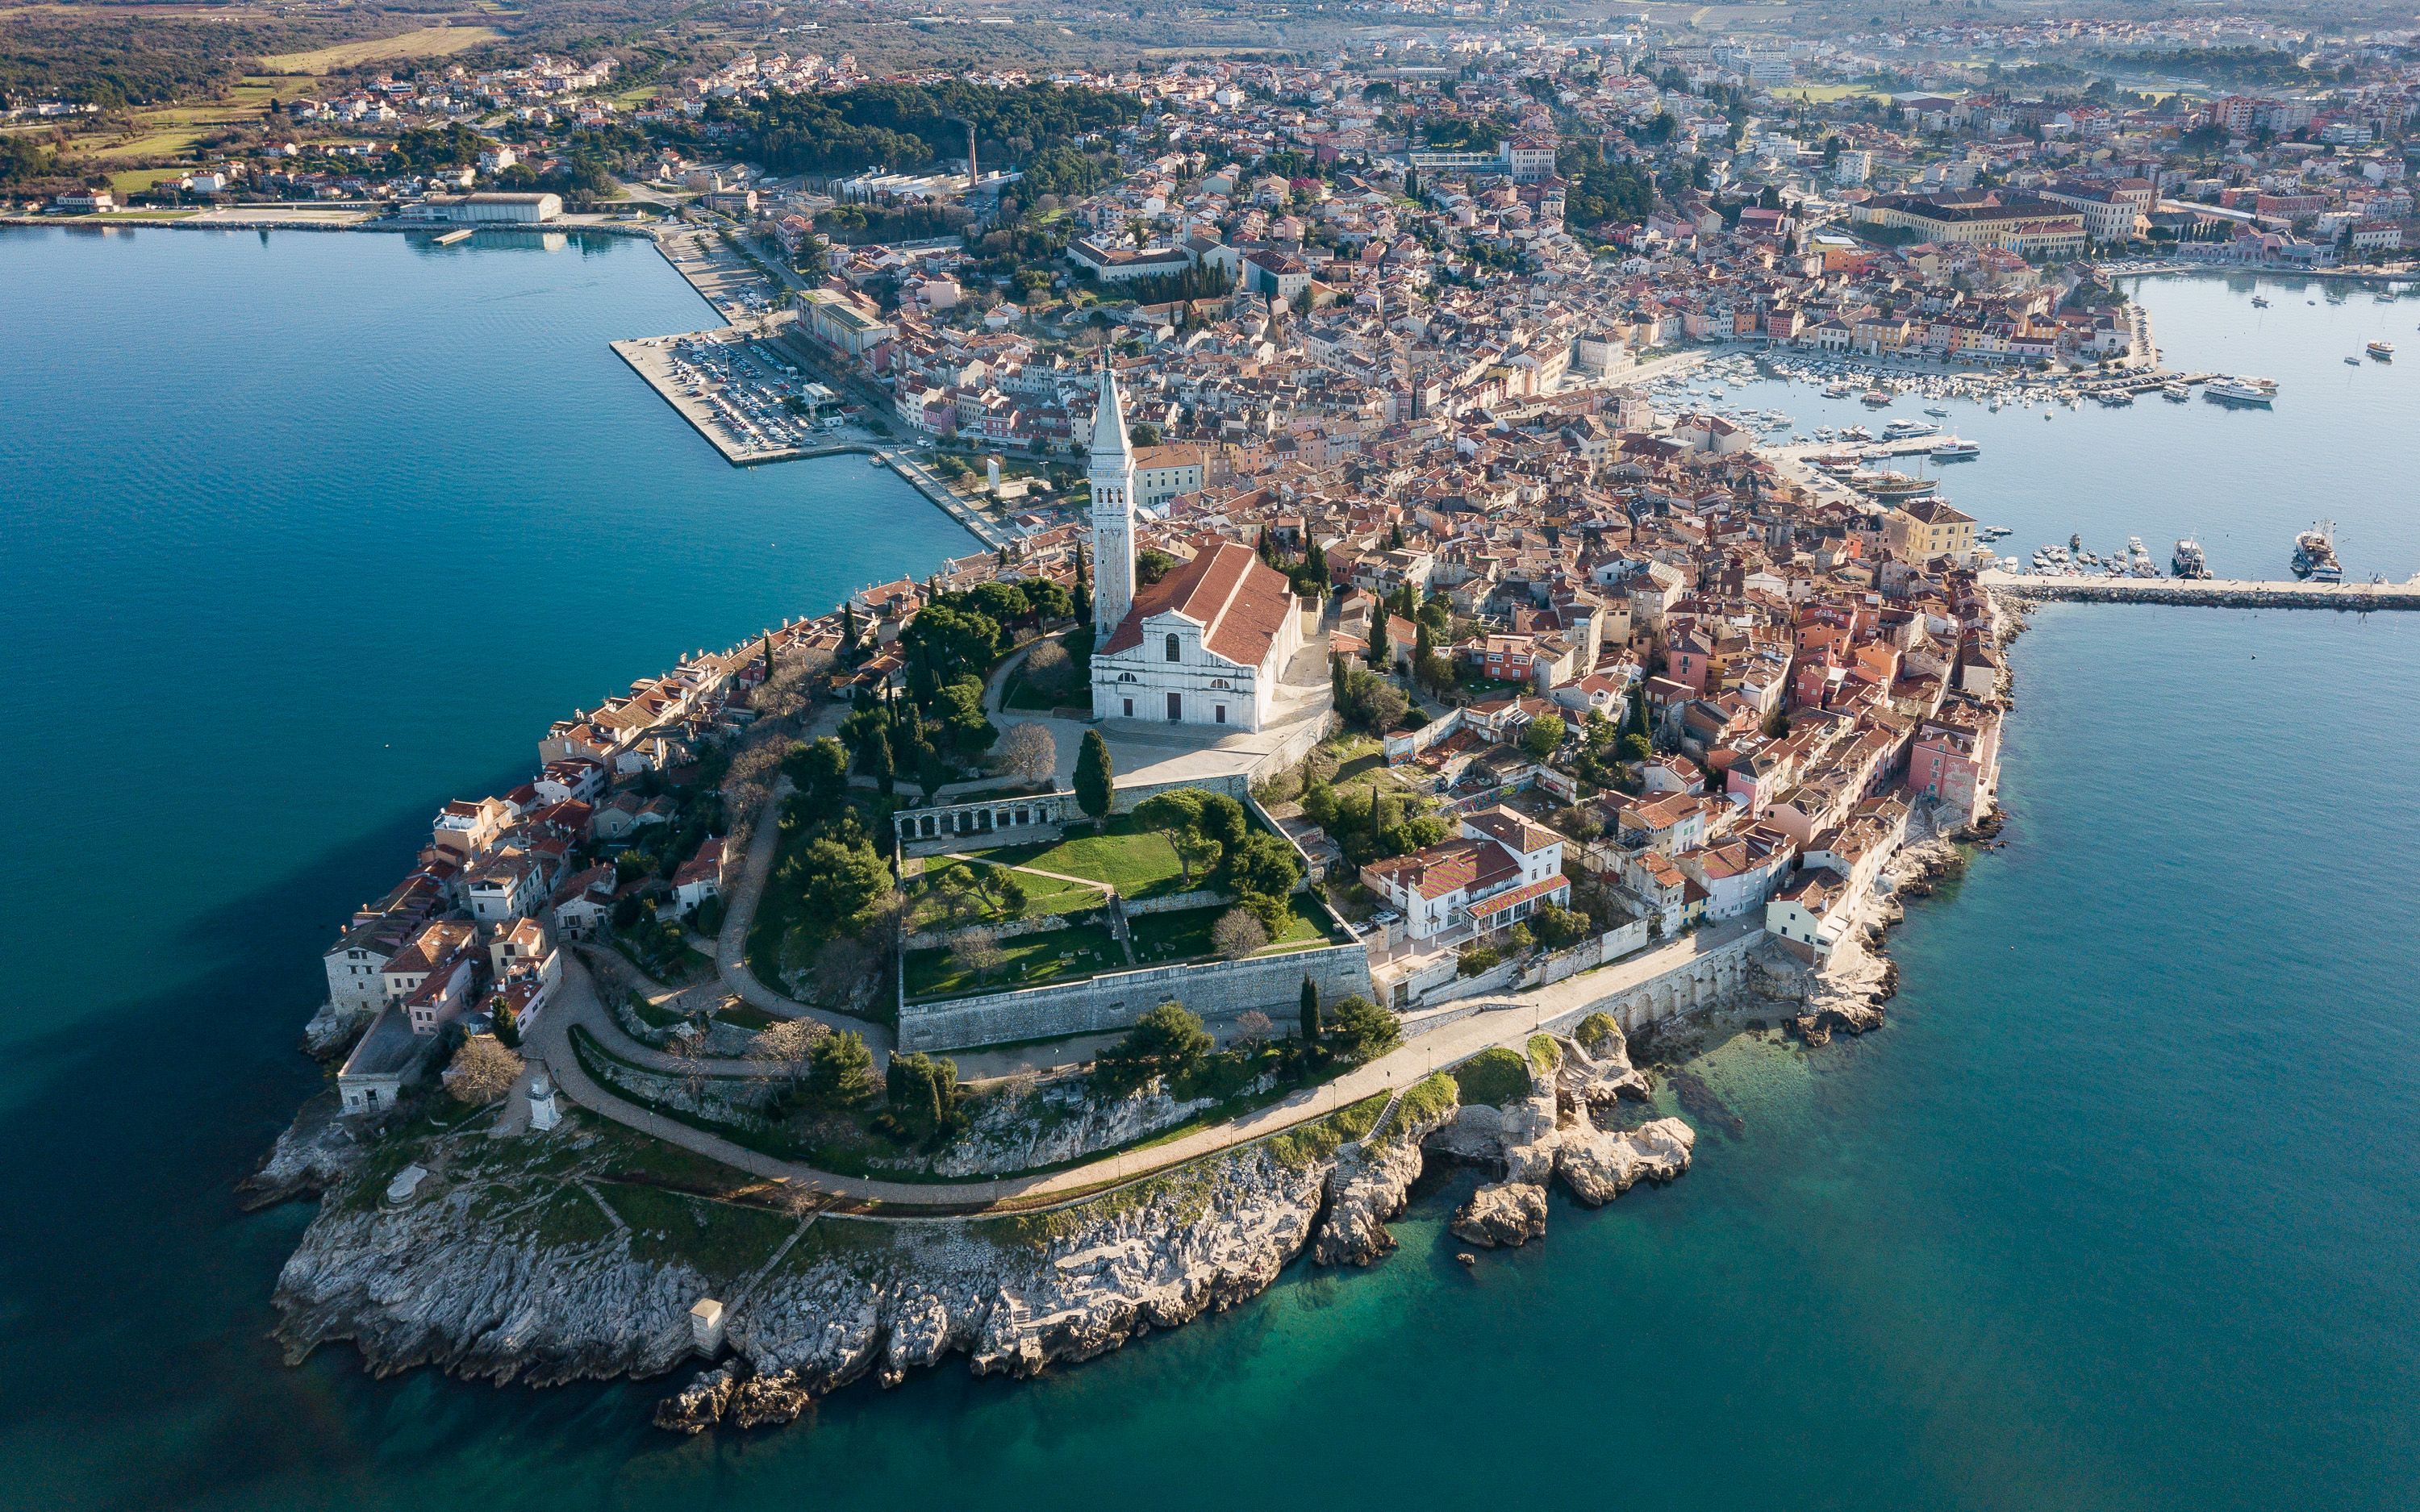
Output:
[{"xmin": 525, "ymin": 916, "xmax": 1759, "ymax": 1214}]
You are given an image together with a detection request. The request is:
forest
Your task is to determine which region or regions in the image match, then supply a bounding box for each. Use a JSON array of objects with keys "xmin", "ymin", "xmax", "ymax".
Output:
[{"xmin": 703, "ymin": 81, "xmax": 1139, "ymax": 181}]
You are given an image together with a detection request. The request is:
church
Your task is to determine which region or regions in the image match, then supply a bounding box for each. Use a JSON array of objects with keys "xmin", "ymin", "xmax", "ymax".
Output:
[{"xmin": 1084, "ymin": 368, "xmax": 1300, "ymax": 734}]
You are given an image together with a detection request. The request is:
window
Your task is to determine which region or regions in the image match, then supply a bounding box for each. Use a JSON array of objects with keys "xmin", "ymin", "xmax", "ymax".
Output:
[
  {"xmin": 1165, "ymin": 633, "xmax": 1181, "ymax": 662},
  {"xmin": 1166, "ymin": 692, "xmax": 1183, "ymax": 721}
]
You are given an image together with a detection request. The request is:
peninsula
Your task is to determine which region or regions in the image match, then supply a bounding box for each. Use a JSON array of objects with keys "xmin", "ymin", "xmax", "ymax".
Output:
[{"xmin": 222, "ymin": 15, "xmax": 2420, "ymax": 1435}]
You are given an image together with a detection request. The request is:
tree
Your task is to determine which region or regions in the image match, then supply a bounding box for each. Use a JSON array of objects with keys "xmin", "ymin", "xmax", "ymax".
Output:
[
  {"xmin": 1210, "ymin": 907, "xmax": 1270, "ymax": 958},
  {"xmin": 1095, "ymin": 1000, "xmax": 1212, "ymax": 1090},
  {"xmin": 1532, "ymin": 903, "xmax": 1592, "ymax": 950},
  {"xmin": 860, "ymin": 722, "xmax": 895, "ymax": 794},
  {"xmin": 444, "ymin": 1034, "xmax": 523, "ymax": 1106},
  {"xmin": 1300, "ymin": 977, "xmax": 1323, "ymax": 1043},
  {"xmin": 949, "ymin": 926, "xmax": 1006, "ymax": 985},
  {"xmin": 1021, "ymin": 639, "xmax": 1076, "ymax": 701},
  {"xmin": 1129, "ymin": 421, "xmax": 1161, "ymax": 447},
  {"xmin": 749, "ymin": 1018, "xmax": 824, "ymax": 1085},
  {"xmin": 1137, "ymin": 547, "xmax": 1177, "ymax": 585},
  {"xmin": 1524, "ymin": 712, "xmax": 1567, "ymax": 761},
  {"xmin": 489, "ymin": 999, "xmax": 522, "ymax": 1049},
  {"xmin": 812, "ymin": 935, "xmax": 880, "ymax": 1008},
  {"xmin": 1222, "ymin": 829, "xmax": 1304, "ymax": 914},
  {"xmin": 884, "ymin": 1052, "xmax": 962, "ymax": 1142},
  {"xmin": 1366, "ymin": 614, "xmax": 1392, "ymax": 670},
  {"xmin": 998, "ymin": 721, "xmax": 1057, "ymax": 784},
  {"xmin": 1326, "ymin": 995, "xmax": 1401, "ymax": 1064},
  {"xmin": 791, "ymin": 835, "xmax": 895, "ymax": 941},
  {"xmin": 782, "ymin": 737, "xmax": 851, "ymax": 821},
  {"xmin": 1074, "ymin": 730, "xmax": 1115, "ymax": 818},
  {"xmin": 1233, "ymin": 1010, "xmax": 1275, "ymax": 1049},
  {"xmin": 1135, "ymin": 789, "xmax": 1216, "ymax": 885}
]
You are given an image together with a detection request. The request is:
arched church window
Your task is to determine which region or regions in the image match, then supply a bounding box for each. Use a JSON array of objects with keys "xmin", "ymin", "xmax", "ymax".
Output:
[{"xmin": 1165, "ymin": 634, "xmax": 1181, "ymax": 662}]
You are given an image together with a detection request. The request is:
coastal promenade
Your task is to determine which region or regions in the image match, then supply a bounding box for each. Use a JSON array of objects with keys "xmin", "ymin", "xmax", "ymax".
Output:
[
  {"xmin": 1982, "ymin": 570, "xmax": 2420, "ymax": 610},
  {"xmin": 526, "ymin": 917, "xmax": 1762, "ymax": 1215}
]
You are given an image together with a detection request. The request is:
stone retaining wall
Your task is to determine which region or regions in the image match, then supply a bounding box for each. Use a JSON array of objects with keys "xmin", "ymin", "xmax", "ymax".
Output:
[
  {"xmin": 898, "ymin": 941, "xmax": 1373, "ymax": 1053},
  {"xmin": 1536, "ymin": 928, "xmax": 1765, "ymax": 1037}
]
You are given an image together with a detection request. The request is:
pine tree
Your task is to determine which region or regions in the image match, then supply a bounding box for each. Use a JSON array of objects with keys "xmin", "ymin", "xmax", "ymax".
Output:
[
  {"xmin": 1300, "ymin": 977, "xmax": 1321, "ymax": 1043},
  {"xmin": 1074, "ymin": 730, "xmax": 1116, "ymax": 819}
]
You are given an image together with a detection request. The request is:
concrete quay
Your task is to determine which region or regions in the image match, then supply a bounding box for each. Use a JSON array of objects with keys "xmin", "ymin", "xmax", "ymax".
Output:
[
  {"xmin": 610, "ymin": 334, "xmax": 805, "ymax": 466},
  {"xmin": 1982, "ymin": 570, "xmax": 2420, "ymax": 610}
]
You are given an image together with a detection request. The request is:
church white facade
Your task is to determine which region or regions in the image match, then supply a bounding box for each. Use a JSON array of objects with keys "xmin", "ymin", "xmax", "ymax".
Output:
[{"xmin": 1085, "ymin": 368, "xmax": 1299, "ymax": 734}]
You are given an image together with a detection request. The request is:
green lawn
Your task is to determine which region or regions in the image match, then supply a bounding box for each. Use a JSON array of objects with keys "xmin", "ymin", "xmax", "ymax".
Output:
[
  {"xmin": 983, "ymin": 816, "xmax": 1191, "ymax": 899},
  {"xmin": 1128, "ymin": 894, "xmax": 1337, "ymax": 965},
  {"xmin": 904, "ymin": 856, "xmax": 1107, "ymax": 930},
  {"xmin": 903, "ymin": 922, "xmax": 1125, "ymax": 1000}
]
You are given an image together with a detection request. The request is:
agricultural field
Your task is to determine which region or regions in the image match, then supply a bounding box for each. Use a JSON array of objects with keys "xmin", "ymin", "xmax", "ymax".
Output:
[{"xmin": 261, "ymin": 26, "xmax": 501, "ymax": 73}]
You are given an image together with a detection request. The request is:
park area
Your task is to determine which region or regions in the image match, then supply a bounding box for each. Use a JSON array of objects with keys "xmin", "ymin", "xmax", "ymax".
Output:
[{"xmin": 899, "ymin": 814, "xmax": 1346, "ymax": 1002}]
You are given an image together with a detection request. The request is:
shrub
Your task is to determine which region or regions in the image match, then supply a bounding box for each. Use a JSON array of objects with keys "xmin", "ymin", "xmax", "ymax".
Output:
[
  {"xmin": 1458, "ymin": 944, "xmax": 1502, "ymax": 977},
  {"xmin": 1526, "ymin": 1032, "xmax": 1563, "ymax": 1074},
  {"xmin": 1574, "ymin": 1011, "xmax": 1622, "ymax": 1055},
  {"xmin": 1450, "ymin": 1046, "xmax": 1531, "ymax": 1109},
  {"xmin": 1533, "ymin": 902, "xmax": 1591, "ymax": 950}
]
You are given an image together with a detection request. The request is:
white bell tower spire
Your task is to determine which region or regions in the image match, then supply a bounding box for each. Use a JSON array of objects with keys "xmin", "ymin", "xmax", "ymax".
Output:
[{"xmin": 1087, "ymin": 364, "xmax": 1137, "ymax": 635}]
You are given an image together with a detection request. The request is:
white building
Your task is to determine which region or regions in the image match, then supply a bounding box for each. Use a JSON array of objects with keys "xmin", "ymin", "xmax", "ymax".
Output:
[
  {"xmin": 1086, "ymin": 369, "xmax": 1300, "ymax": 732},
  {"xmin": 1359, "ymin": 806, "xmax": 1571, "ymax": 942}
]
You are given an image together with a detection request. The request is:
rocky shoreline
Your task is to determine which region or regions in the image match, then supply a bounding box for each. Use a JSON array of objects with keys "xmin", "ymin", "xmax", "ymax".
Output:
[{"xmin": 261, "ymin": 1013, "xmax": 1704, "ymax": 1433}]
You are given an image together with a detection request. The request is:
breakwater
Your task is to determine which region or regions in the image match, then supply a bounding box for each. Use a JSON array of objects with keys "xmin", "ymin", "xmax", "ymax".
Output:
[{"xmin": 1982, "ymin": 571, "xmax": 2420, "ymax": 610}]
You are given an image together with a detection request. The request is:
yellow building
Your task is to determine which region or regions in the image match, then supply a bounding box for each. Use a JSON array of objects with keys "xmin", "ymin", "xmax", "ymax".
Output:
[{"xmin": 1884, "ymin": 498, "xmax": 1977, "ymax": 563}]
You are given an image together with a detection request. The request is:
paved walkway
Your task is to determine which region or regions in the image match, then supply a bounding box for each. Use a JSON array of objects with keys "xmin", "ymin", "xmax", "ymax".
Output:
[{"xmin": 525, "ymin": 918, "xmax": 1759, "ymax": 1214}]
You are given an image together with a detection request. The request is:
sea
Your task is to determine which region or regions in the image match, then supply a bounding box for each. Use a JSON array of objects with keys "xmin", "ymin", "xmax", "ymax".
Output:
[{"xmin": 2, "ymin": 228, "xmax": 2415, "ymax": 1512}]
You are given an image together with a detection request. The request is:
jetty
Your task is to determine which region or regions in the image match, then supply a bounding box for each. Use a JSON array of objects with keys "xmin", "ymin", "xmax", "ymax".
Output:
[{"xmin": 1981, "ymin": 570, "xmax": 2420, "ymax": 610}]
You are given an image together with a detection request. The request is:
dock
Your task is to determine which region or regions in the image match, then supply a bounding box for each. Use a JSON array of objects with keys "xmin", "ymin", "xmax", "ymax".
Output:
[
  {"xmin": 610, "ymin": 335, "xmax": 803, "ymax": 466},
  {"xmin": 1981, "ymin": 571, "xmax": 2420, "ymax": 610}
]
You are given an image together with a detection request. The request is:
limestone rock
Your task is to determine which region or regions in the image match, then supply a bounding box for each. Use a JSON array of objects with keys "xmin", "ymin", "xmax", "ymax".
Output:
[
  {"xmin": 1312, "ymin": 1089, "xmax": 1462, "ymax": 1266},
  {"xmin": 654, "ymin": 1362, "xmax": 745, "ymax": 1434},
  {"xmin": 1556, "ymin": 1031, "xmax": 1650, "ymax": 1108},
  {"xmin": 1450, "ymin": 1181, "xmax": 1549, "ymax": 1248},
  {"xmin": 240, "ymin": 1091, "xmax": 368, "ymax": 1210},
  {"xmin": 1554, "ymin": 1118, "xmax": 1696, "ymax": 1206}
]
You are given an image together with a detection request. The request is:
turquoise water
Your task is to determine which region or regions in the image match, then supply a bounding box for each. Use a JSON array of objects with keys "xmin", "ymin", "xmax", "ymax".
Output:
[{"xmin": 5, "ymin": 235, "xmax": 2418, "ymax": 1510}]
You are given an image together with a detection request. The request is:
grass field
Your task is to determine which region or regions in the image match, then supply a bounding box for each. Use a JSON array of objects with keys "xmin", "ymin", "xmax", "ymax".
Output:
[
  {"xmin": 1126, "ymin": 894, "xmax": 1336, "ymax": 965},
  {"xmin": 1771, "ymin": 83, "xmax": 1882, "ymax": 103},
  {"xmin": 903, "ymin": 922, "xmax": 1124, "ymax": 1000},
  {"xmin": 904, "ymin": 856, "xmax": 1107, "ymax": 931},
  {"xmin": 983, "ymin": 817, "xmax": 1191, "ymax": 900},
  {"xmin": 262, "ymin": 26, "xmax": 501, "ymax": 73}
]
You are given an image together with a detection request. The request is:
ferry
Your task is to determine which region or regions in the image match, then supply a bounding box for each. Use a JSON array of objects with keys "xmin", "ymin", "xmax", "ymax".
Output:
[
  {"xmin": 2172, "ymin": 538, "xmax": 2210, "ymax": 580},
  {"xmin": 2204, "ymin": 377, "xmax": 2275, "ymax": 407},
  {"xmin": 1930, "ymin": 438, "xmax": 1982, "ymax": 460},
  {"xmin": 1855, "ymin": 471, "xmax": 1938, "ymax": 501},
  {"xmin": 2292, "ymin": 522, "xmax": 2343, "ymax": 583},
  {"xmin": 2368, "ymin": 340, "xmax": 2394, "ymax": 360},
  {"xmin": 1883, "ymin": 419, "xmax": 1937, "ymax": 439}
]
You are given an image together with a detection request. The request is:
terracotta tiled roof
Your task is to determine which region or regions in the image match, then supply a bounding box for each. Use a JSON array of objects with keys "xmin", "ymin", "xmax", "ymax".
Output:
[{"xmin": 1100, "ymin": 540, "xmax": 1295, "ymax": 668}]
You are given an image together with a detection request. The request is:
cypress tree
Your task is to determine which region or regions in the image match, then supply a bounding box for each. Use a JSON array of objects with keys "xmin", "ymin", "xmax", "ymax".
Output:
[
  {"xmin": 1074, "ymin": 730, "xmax": 1116, "ymax": 819},
  {"xmin": 1367, "ymin": 615, "xmax": 1390, "ymax": 670},
  {"xmin": 1074, "ymin": 544, "xmax": 1092, "ymax": 625},
  {"xmin": 1300, "ymin": 977, "xmax": 1321, "ymax": 1043},
  {"xmin": 1413, "ymin": 618, "xmax": 1434, "ymax": 688}
]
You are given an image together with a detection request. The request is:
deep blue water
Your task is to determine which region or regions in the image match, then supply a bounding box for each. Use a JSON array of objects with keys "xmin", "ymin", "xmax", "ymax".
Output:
[{"xmin": 2, "ymin": 235, "xmax": 2416, "ymax": 1511}]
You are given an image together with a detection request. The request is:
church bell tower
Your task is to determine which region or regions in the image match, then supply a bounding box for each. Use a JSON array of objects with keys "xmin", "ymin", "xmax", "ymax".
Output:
[{"xmin": 1087, "ymin": 365, "xmax": 1137, "ymax": 636}]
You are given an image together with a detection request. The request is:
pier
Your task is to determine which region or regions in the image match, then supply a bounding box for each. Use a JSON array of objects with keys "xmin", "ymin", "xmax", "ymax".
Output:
[{"xmin": 1982, "ymin": 571, "xmax": 2420, "ymax": 610}]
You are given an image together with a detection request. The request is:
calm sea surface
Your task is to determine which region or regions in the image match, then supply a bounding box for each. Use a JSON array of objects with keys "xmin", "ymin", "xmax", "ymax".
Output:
[{"xmin": 2, "ymin": 233, "xmax": 2415, "ymax": 1512}]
